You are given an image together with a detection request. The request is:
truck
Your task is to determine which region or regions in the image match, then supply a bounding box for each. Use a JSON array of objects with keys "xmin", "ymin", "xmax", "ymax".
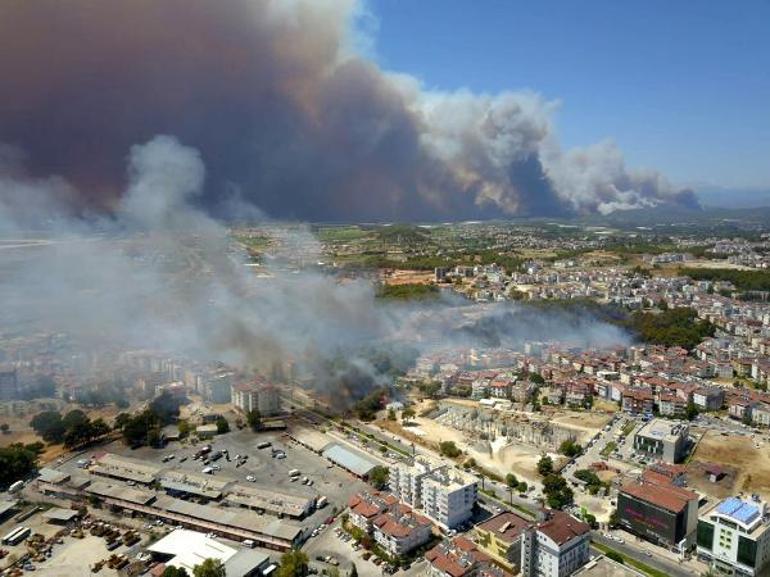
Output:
[
  {"xmin": 2, "ymin": 526, "xmax": 31, "ymax": 546},
  {"xmin": 316, "ymin": 496, "xmax": 328, "ymax": 509}
]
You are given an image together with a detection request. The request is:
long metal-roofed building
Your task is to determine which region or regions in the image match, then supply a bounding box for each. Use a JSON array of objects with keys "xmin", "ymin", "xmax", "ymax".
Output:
[
  {"xmin": 697, "ymin": 496, "xmax": 770, "ymax": 577},
  {"xmin": 322, "ymin": 444, "xmax": 379, "ymax": 478},
  {"xmin": 85, "ymin": 480, "xmax": 157, "ymax": 506},
  {"xmin": 224, "ymin": 483, "xmax": 315, "ymax": 519},
  {"xmin": 158, "ymin": 470, "xmax": 231, "ymax": 501},
  {"xmin": 89, "ymin": 453, "xmax": 162, "ymax": 484}
]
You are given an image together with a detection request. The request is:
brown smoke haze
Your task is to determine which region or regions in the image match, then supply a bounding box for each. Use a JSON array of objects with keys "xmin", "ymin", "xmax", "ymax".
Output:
[{"xmin": 0, "ymin": 0, "xmax": 698, "ymax": 221}]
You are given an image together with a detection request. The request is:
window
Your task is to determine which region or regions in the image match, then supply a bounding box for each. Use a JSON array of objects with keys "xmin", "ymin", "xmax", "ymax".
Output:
[
  {"xmin": 737, "ymin": 536, "xmax": 757, "ymax": 568},
  {"xmin": 698, "ymin": 521, "xmax": 715, "ymax": 550}
]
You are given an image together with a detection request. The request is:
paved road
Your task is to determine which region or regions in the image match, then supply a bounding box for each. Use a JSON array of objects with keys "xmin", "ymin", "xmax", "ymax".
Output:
[{"xmin": 591, "ymin": 533, "xmax": 696, "ymax": 577}]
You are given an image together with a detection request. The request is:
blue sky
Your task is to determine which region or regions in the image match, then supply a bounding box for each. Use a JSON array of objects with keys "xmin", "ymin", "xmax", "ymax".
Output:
[{"xmin": 365, "ymin": 0, "xmax": 770, "ymax": 191}]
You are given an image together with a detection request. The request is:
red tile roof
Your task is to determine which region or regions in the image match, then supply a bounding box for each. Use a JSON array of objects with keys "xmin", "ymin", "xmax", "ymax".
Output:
[
  {"xmin": 537, "ymin": 511, "xmax": 590, "ymax": 545},
  {"xmin": 476, "ymin": 512, "xmax": 531, "ymax": 543},
  {"xmin": 621, "ymin": 481, "xmax": 697, "ymax": 514}
]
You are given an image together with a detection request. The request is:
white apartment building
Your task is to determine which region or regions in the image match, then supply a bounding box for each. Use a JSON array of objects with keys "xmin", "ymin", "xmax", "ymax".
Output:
[
  {"xmin": 230, "ymin": 381, "xmax": 280, "ymax": 416},
  {"xmin": 697, "ymin": 496, "xmax": 770, "ymax": 576},
  {"xmin": 520, "ymin": 511, "xmax": 591, "ymax": 577},
  {"xmin": 390, "ymin": 457, "xmax": 477, "ymax": 529}
]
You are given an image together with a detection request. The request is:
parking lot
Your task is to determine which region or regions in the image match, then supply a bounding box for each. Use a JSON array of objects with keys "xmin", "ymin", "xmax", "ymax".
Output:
[{"xmin": 54, "ymin": 425, "xmax": 371, "ymax": 534}]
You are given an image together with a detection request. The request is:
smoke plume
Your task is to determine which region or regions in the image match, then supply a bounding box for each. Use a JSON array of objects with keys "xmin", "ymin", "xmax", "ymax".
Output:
[
  {"xmin": 0, "ymin": 136, "xmax": 630, "ymax": 402},
  {"xmin": 0, "ymin": 0, "xmax": 697, "ymax": 221}
]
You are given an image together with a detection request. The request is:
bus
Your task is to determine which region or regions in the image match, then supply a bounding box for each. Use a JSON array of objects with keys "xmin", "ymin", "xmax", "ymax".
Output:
[{"xmin": 2, "ymin": 526, "xmax": 30, "ymax": 546}]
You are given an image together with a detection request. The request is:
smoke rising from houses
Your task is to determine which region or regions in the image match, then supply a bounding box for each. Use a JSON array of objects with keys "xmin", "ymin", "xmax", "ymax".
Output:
[{"xmin": 0, "ymin": 136, "xmax": 629, "ymax": 401}]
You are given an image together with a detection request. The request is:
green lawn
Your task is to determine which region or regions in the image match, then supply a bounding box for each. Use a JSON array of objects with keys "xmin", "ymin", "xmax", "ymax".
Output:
[{"xmin": 600, "ymin": 441, "xmax": 617, "ymax": 458}]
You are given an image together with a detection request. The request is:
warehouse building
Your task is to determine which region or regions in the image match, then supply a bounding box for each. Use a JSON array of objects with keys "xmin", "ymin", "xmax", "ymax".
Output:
[
  {"xmin": 89, "ymin": 453, "xmax": 162, "ymax": 484},
  {"xmin": 617, "ymin": 480, "xmax": 698, "ymax": 551},
  {"xmin": 322, "ymin": 444, "xmax": 379, "ymax": 478}
]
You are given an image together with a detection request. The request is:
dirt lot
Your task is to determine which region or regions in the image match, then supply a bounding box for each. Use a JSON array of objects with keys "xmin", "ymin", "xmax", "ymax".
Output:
[
  {"xmin": 378, "ymin": 406, "xmax": 560, "ymax": 484},
  {"xmin": 32, "ymin": 535, "xmax": 123, "ymax": 577},
  {"xmin": 380, "ymin": 269, "xmax": 434, "ymax": 285},
  {"xmin": 692, "ymin": 431, "xmax": 770, "ymax": 497}
]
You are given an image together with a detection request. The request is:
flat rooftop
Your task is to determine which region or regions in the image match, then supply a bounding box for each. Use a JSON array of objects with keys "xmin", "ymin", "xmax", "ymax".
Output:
[
  {"xmin": 574, "ymin": 556, "xmax": 645, "ymax": 577},
  {"xmin": 704, "ymin": 496, "xmax": 769, "ymax": 534},
  {"xmin": 636, "ymin": 418, "xmax": 687, "ymax": 442},
  {"xmin": 224, "ymin": 483, "xmax": 314, "ymax": 517},
  {"xmin": 322, "ymin": 444, "xmax": 378, "ymax": 477},
  {"xmin": 89, "ymin": 453, "xmax": 162, "ymax": 484},
  {"xmin": 85, "ymin": 480, "xmax": 156, "ymax": 505},
  {"xmin": 158, "ymin": 470, "xmax": 231, "ymax": 499},
  {"xmin": 154, "ymin": 496, "xmax": 303, "ymax": 543},
  {"xmin": 148, "ymin": 529, "xmax": 237, "ymax": 573}
]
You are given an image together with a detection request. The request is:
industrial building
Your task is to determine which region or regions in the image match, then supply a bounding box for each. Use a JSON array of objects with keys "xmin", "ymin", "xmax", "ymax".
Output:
[
  {"xmin": 224, "ymin": 483, "xmax": 315, "ymax": 518},
  {"xmin": 633, "ymin": 419, "xmax": 689, "ymax": 463},
  {"xmin": 148, "ymin": 529, "xmax": 271, "ymax": 576},
  {"xmin": 617, "ymin": 480, "xmax": 698, "ymax": 550},
  {"xmin": 322, "ymin": 443, "xmax": 379, "ymax": 478},
  {"xmin": 697, "ymin": 496, "xmax": 770, "ymax": 577},
  {"xmin": 89, "ymin": 453, "xmax": 162, "ymax": 485}
]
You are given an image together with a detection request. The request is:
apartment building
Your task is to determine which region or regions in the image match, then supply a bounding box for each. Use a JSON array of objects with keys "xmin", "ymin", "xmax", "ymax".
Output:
[
  {"xmin": 372, "ymin": 504, "xmax": 432, "ymax": 557},
  {"xmin": 230, "ymin": 381, "xmax": 280, "ymax": 416},
  {"xmin": 391, "ymin": 457, "xmax": 477, "ymax": 529},
  {"xmin": 474, "ymin": 511, "xmax": 532, "ymax": 571},
  {"xmin": 520, "ymin": 511, "xmax": 591, "ymax": 577}
]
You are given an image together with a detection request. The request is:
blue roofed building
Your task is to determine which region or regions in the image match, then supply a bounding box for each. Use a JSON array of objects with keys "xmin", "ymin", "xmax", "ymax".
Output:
[{"xmin": 697, "ymin": 496, "xmax": 770, "ymax": 576}]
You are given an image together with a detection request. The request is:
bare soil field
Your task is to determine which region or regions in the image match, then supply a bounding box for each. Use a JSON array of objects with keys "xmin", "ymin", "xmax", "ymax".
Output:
[
  {"xmin": 692, "ymin": 431, "xmax": 770, "ymax": 497},
  {"xmin": 381, "ymin": 270, "xmax": 435, "ymax": 285},
  {"xmin": 687, "ymin": 460, "xmax": 738, "ymax": 500}
]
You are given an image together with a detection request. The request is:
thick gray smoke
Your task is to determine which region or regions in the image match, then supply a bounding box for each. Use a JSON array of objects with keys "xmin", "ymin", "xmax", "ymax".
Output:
[
  {"xmin": 0, "ymin": 136, "xmax": 630, "ymax": 402},
  {"xmin": 0, "ymin": 0, "xmax": 697, "ymax": 221}
]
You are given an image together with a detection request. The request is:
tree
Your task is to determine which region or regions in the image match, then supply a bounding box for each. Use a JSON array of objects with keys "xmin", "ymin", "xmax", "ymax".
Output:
[
  {"xmin": 178, "ymin": 419, "xmax": 191, "ymax": 438},
  {"xmin": 0, "ymin": 443, "xmax": 40, "ymax": 487},
  {"xmin": 30, "ymin": 410, "xmax": 65, "ymax": 443},
  {"xmin": 246, "ymin": 409, "xmax": 261, "ymax": 431},
  {"xmin": 216, "ymin": 417, "xmax": 230, "ymax": 434},
  {"xmin": 401, "ymin": 407, "xmax": 416, "ymax": 424},
  {"xmin": 369, "ymin": 466, "xmax": 389, "ymax": 490},
  {"xmin": 277, "ymin": 549, "xmax": 308, "ymax": 577},
  {"xmin": 542, "ymin": 474, "xmax": 573, "ymax": 510},
  {"xmin": 686, "ymin": 400, "xmax": 699, "ymax": 421},
  {"xmin": 114, "ymin": 412, "xmax": 131, "ymax": 430},
  {"xmin": 162, "ymin": 567, "xmax": 190, "ymax": 577},
  {"xmin": 62, "ymin": 409, "xmax": 88, "ymax": 431},
  {"xmin": 0, "ymin": 423, "xmax": 9, "ymax": 434},
  {"xmin": 529, "ymin": 373, "xmax": 545, "ymax": 385},
  {"xmin": 608, "ymin": 508, "xmax": 619, "ymax": 528},
  {"xmin": 193, "ymin": 558, "xmax": 226, "ymax": 577},
  {"xmin": 537, "ymin": 455, "xmax": 553, "ymax": 477},
  {"xmin": 387, "ymin": 408, "xmax": 396, "ymax": 421},
  {"xmin": 559, "ymin": 439, "xmax": 583, "ymax": 458},
  {"xmin": 517, "ymin": 481, "xmax": 528, "ymax": 493},
  {"xmin": 505, "ymin": 473, "xmax": 518, "ymax": 488},
  {"xmin": 439, "ymin": 441, "xmax": 461, "ymax": 459},
  {"xmin": 349, "ymin": 564, "xmax": 358, "ymax": 577}
]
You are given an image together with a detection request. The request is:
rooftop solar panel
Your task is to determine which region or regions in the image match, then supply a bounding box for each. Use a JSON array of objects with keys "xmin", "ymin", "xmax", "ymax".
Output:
[{"xmin": 716, "ymin": 497, "xmax": 760, "ymax": 525}]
